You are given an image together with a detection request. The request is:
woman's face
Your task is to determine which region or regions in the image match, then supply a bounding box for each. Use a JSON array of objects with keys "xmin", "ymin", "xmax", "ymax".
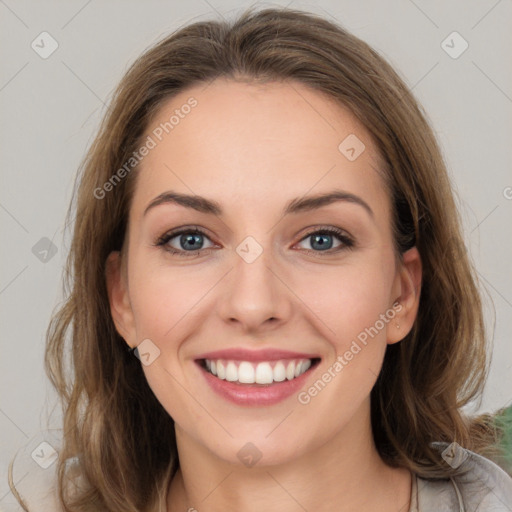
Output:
[{"xmin": 107, "ymin": 78, "xmax": 421, "ymax": 467}]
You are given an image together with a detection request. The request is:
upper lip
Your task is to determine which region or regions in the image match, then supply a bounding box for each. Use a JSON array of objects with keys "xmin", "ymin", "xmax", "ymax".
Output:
[{"xmin": 195, "ymin": 348, "xmax": 320, "ymax": 362}]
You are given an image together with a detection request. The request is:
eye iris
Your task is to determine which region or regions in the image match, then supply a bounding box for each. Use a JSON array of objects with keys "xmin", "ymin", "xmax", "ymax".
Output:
[
  {"xmin": 181, "ymin": 233, "xmax": 203, "ymax": 250},
  {"xmin": 311, "ymin": 233, "xmax": 333, "ymax": 251}
]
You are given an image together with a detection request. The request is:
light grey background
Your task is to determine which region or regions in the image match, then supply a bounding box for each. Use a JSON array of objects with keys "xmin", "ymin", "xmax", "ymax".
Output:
[{"xmin": 1, "ymin": 0, "xmax": 511, "ymax": 508}]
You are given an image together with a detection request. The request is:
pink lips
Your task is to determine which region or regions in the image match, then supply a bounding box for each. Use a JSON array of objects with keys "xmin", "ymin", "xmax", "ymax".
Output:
[
  {"xmin": 195, "ymin": 348, "xmax": 320, "ymax": 362},
  {"xmin": 195, "ymin": 348, "xmax": 320, "ymax": 406}
]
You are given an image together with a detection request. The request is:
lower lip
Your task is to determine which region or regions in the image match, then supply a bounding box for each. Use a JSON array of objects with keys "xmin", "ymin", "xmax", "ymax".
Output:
[{"xmin": 198, "ymin": 361, "xmax": 318, "ymax": 406}]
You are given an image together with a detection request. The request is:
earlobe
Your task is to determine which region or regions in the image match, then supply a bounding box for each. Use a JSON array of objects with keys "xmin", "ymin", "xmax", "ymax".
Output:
[
  {"xmin": 105, "ymin": 251, "xmax": 137, "ymax": 348},
  {"xmin": 388, "ymin": 246, "xmax": 422, "ymax": 345}
]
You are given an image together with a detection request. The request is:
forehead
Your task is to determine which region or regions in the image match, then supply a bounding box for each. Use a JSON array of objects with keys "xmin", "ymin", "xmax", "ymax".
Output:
[{"xmin": 130, "ymin": 78, "xmax": 389, "ymax": 221}]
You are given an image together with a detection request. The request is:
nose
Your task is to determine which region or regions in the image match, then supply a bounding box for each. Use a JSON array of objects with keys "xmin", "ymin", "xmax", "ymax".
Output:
[{"xmin": 217, "ymin": 239, "xmax": 293, "ymax": 334}]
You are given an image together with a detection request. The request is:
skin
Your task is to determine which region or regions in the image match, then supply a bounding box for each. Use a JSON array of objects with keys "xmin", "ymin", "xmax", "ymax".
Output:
[{"xmin": 106, "ymin": 78, "xmax": 422, "ymax": 512}]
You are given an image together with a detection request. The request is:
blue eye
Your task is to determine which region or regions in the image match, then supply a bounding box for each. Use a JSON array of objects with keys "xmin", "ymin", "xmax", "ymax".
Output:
[
  {"xmin": 298, "ymin": 228, "xmax": 353, "ymax": 252},
  {"xmin": 155, "ymin": 226, "xmax": 354, "ymax": 257},
  {"xmin": 301, "ymin": 227, "xmax": 355, "ymax": 256},
  {"xmin": 156, "ymin": 228, "xmax": 215, "ymax": 256}
]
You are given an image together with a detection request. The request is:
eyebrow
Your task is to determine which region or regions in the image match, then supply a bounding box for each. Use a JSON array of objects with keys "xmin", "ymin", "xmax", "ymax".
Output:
[{"xmin": 143, "ymin": 189, "xmax": 374, "ymax": 219}]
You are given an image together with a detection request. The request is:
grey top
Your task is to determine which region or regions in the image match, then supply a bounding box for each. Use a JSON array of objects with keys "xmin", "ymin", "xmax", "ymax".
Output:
[
  {"xmin": 8, "ymin": 442, "xmax": 512, "ymax": 511},
  {"xmin": 409, "ymin": 442, "xmax": 512, "ymax": 511}
]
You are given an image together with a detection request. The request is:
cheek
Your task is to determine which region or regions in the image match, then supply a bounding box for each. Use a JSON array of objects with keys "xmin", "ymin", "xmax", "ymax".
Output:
[
  {"xmin": 128, "ymin": 257, "xmax": 220, "ymax": 358},
  {"xmin": 292, "ymin": 258, "xmax": 396, "ymax": 348}
]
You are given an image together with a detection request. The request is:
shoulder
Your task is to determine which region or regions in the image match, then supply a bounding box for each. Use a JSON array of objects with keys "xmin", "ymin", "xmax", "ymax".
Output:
[{"xmin": 416, "ymin": 442, "xmax": 512, "ymax": 511}]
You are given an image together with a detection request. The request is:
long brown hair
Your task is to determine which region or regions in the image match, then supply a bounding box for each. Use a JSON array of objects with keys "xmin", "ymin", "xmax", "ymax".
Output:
[{"xmin": 10, "ymin": 7, "xmax": 507, "ymax": 511}]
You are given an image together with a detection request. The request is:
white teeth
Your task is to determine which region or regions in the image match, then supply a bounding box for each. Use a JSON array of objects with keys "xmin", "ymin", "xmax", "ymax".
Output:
[
  {"xmin": 273, "ymin": 362, "xmax": 286, "ymax": 382},
  {"xmin": 286, "ymin": 361, "xmax": 295, "ymax": 380},
  {"xmin": 238, "ymin": 362, "xmax": 255, "ymax": 383},
  {"xmin": 217, "ymin": 361, "xmax": 226, "ymax": 379},
  {"xmin": 255, "ymin": 362, "xmax": 273, "ymax": 384},
  {"xmin": 226, "ymin": 361, "xmax": 237, "ymax": 382},
  {"xmin": 203, "ymin": 358, "xmax": 314, "ymax": 384}
]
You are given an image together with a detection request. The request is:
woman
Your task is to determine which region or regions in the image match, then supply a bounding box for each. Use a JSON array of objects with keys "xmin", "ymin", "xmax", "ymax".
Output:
[{"xmin": 10, "ymin": 7, "xmax": 512, "ymax": 511}]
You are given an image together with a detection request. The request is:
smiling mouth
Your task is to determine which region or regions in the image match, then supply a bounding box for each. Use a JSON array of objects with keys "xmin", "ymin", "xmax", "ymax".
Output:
[{"xmin": 198, "ymin": 358, "xmax": 321, "ymax": 385}]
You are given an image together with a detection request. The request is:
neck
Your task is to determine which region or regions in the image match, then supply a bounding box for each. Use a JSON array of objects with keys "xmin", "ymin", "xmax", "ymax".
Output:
[{"xmin": 167, "ymin": 400, "xmax": 411, "ymax": 512}]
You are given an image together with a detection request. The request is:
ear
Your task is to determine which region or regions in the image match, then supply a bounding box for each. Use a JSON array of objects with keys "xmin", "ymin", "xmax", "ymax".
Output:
[
  {"xmin": 387, "ymin": 246, "xmax": 422, "ymax": 345},
  {"xmin": 105, "ymin": 251, "xmax": 137, "ymax": 348}
]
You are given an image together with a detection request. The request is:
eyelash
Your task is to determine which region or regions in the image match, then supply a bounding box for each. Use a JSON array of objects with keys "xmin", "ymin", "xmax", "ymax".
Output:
[{"xmin": 154, "ymin": 225, "xmax": 355, "ymax": 258}]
